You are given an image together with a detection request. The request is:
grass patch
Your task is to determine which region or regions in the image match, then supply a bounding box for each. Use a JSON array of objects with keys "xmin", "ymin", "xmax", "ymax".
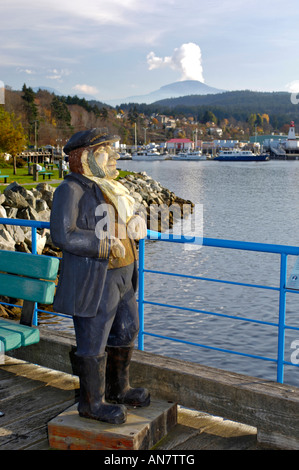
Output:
[
  {"xmin": 0, "ymin": 166, "xmax": 61, "ymax": 193},
  {"xmin": 0, "ymin": 166, "xmax": 133, "ymax": 193}
]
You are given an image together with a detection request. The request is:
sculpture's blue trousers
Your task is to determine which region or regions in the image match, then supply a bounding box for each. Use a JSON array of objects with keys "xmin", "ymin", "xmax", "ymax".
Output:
[{"xmin": 73, "ymin": 263, "xmax": 139, "ymax": 356}]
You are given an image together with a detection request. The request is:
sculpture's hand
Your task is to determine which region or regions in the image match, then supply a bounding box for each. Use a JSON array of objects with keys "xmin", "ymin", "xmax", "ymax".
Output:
[
  {"xmin": 110, "ymin": 236, "xmax": 126, "ymax": 258},
  {"xmin": 127, "ymin": 215, "xmax": 147, "ymax": 240}
]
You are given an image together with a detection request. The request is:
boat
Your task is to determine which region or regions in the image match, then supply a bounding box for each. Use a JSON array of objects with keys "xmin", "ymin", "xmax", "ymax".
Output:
[
  {"xmin": 132, "ymin": 149, "xmax": 166, "ymax": 161},
  {"xmin": 172, "ymin": 150, "xmax": 206, "ymax": 161},
  {"xmin": 213, "ymin": 149, "xmax": 269, "ymax": 161},
  {"xmin": 118, "ymin": 151, "xmax": 132, "ymax": 160}
]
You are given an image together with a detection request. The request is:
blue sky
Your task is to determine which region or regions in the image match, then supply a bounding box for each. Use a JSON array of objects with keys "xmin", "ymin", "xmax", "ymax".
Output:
[{"xmin": 1, "ymin": 0, "xmax": 299, "ymax": 103}]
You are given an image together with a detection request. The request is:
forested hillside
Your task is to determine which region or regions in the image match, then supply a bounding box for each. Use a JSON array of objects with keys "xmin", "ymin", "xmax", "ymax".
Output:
[
  {"xmin": 121, "ymin": 90, "xmax": 298, "ymax": 129},
  {"xmin": 1, "ymin": 85, "xmax": 298, "ymax": 157},
  {"xmin": 2, "ymin": 86, "xmax": 127, "ymax": 148}
]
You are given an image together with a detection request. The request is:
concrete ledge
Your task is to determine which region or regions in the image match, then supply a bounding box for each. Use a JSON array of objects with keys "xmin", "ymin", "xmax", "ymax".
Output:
[{"xmin": 8, "ymin": 327, "xmax": 299, "ymax": 450}]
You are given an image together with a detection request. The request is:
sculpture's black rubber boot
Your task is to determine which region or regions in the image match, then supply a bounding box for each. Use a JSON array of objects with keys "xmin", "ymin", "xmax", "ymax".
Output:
[
  {"xmin": 76, "ymin": 353, "xmax": 127, "ymax": 424},
  {"xmin": 105, "ymin": 346, "xmax": 150, "ymax": 407}
]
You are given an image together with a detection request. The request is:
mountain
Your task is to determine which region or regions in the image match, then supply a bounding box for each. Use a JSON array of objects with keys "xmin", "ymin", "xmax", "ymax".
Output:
[
  {"xmin": 33, "ymin": 86, "xmax": 63, "ymax": 95},
  {"xmin": 107, "ymin": 80, "xmax": 224, "ymax": 106}
]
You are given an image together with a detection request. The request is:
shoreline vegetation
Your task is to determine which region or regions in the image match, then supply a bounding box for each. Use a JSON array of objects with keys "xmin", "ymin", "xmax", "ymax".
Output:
[{"xmin": 0, "ymin": 167, "xmax": 193, "ymax": 321}]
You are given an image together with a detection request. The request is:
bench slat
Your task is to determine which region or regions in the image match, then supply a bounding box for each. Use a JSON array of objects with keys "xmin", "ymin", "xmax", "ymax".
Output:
[
  {"xmin": 0, "ymin": 273, "xmax": 56, "ymax": 304},
  {"xmin": 0, "ymin": 250, "xmax": 59, "ymax": 280},
  {"xmin": 0, "ymin": 319, "xmax": 39, "ymax": 351}
]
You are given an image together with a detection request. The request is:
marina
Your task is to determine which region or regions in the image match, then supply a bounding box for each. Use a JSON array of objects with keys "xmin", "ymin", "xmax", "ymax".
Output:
[{"xmin": 122, "ymin": 121, "xmax": 299, "ymax": 162}]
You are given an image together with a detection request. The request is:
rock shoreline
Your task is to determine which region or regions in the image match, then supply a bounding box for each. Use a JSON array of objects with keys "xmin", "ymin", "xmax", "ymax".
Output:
[{"xmin": 0, "ymin": 171, "xmax": 194, "ymax": 255}]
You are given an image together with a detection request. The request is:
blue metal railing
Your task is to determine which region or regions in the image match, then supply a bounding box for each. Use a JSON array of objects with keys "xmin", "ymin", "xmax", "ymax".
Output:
[
  {"xmin": 138, "ymin": 230, "xmax": 299, "ymax": 384},
  {"xmin": 0, "ymin": 218, "xmax": 298, "ymax": 384}
]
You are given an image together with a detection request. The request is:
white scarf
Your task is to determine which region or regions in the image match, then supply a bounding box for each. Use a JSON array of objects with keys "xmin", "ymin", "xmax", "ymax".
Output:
[{"xmin": 81, "ymin": 151, "xmax": 135, "ymax": 223}]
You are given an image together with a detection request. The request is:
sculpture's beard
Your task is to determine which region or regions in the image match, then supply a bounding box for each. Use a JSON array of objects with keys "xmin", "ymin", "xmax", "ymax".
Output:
[
  {"xmin": 86, "ymin": 148, "xmax": 106, "ymax": 178},
  {"xmin": 80, "ymin": 148, "xmax": 134, "ymax": 223}
]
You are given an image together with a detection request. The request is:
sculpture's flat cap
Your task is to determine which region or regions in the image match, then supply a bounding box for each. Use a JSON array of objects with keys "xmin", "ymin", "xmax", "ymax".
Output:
[{"xmin": 64, "ymin": 128, "xmax": 119, "ymax": 154}]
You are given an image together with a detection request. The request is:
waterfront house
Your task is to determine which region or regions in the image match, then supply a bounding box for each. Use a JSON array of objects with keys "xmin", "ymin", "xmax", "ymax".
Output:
[{"xmin": 166, "ymin": 138, "xmax": 193, "ymax": 153}]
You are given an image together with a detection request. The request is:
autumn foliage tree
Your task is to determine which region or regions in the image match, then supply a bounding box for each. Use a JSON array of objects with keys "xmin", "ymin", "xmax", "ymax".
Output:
[{"xmin": 0, "ymin": 107, "xmax": 27, "ymax": 174}]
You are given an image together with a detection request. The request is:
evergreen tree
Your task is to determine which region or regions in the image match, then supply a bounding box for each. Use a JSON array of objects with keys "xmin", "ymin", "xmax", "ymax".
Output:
[
  {"xmin": 21, "ymin": 84, "xmax": 39, "ymax": 144},
  {"xmin": 99, "ymin": 107, "xmax": 108, "ymax": 121},
  {"xmin": 51, "ymin": 96, "xmax": 72, "ymax": 127},
  {"xmin": 202, "ymin": 110, "xmax": 217, "ymax": 124}
]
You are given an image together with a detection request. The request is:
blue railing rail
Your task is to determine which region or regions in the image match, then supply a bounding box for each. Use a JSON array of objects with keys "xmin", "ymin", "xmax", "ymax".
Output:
[
  {"xmin": 0, "ymin": 218, "xmax": 298, "ymax": 384},
  {"xmin": 138, "ymin": 230, "xmax": 299, "ymax": 384}
]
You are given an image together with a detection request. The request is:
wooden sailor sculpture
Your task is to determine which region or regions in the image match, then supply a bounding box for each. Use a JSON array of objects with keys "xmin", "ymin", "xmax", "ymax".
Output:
[{"xmin": 50, "ymin": 128, "xmax": 150, "ymax": 424}]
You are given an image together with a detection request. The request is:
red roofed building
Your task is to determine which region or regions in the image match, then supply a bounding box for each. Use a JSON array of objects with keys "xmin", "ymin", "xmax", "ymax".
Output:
[{"xmin": 166, "ymin": 138, "xmax": 193, "ymax": 152}]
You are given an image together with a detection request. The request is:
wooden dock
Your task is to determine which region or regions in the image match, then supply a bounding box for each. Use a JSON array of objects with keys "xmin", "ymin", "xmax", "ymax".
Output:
[
  {"xmin": 0, "ymin": 355, "xmax": 260, "ymax": 450},
  {"xmin": 2, "ymin": 326, "xmax": 299, "ymax": 450}
]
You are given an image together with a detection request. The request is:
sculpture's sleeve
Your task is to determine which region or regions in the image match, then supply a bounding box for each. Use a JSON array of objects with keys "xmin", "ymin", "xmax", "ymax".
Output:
[{"xmin": 50, "ymin": 181, "xmax": 110, "ymax": 259}]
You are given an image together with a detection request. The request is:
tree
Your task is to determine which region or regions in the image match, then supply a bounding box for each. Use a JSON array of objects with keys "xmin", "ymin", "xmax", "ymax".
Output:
[
  {"xmin": 51, "ymin": 96, "xmax": 72, "ymax": 127},
  {"xmin": 0, "ymin": 108, "xmax": 27, "ymax": 174},
  {"xmin": 128, "ymin": 106, "xmax": 139, "ymax": 125},
  {"xmin": 99, "ymin": 107, "xmax": 108, "ymax": 121},
  {"xmin": 22, "ymin": 84, "xmax": 38, "ymax": 144},
  {"xmin": 202, "ymin": 110, "xmax": 217, "ymax": 124},
  {"xmin": 248, "ymin": 114, "xmax": 257, "ymax": 133}
]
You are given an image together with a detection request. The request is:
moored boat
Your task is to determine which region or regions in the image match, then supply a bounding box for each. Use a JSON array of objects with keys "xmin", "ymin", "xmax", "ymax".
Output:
[
  {"xmin": 213, "ymin": 150, "xmax": 269, "ymax": 161},
  {"xmin": 132, "ymin": 149, "xmax": 166, "ymax": 161},
  {"xmin": 118, "ymin": 151, "xmax": 132, "ymax": 160},
  {"xmin": 172, "ymin": 150, "xmax": 206, "ymax": 161}
]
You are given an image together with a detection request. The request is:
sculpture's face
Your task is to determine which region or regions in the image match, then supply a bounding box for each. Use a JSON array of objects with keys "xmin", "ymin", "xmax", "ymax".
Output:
[
  {"xmin": 83, "ymin": 144, "xmax": 119, "ymax": 179},
  {"xmin": 94, "ymin": 145, "xmax": 119, "ymax": 180}
]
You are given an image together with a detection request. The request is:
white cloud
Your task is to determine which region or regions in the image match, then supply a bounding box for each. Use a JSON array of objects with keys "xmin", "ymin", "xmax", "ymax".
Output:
[
  {"xmin": 147, "ymin": 43, "xmax": 205, "ymax": 82},
  {"xmin": 73, "ymin": 84, "xmax": 99, "ymax": 95},
  {"xmin": 46, "ymin": 68, "xmax": 71, "ymax": 81},
  {"xmin": 18, "ymin": 68, "xmax": 35, "ymax": 75},
  {"xmin": 286, "ymin": 81, "xmax": 299, "ymax": 94}
]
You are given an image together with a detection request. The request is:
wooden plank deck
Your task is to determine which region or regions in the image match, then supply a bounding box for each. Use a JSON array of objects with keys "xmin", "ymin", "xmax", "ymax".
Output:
[
  {"xmin": 0, "ymin": 356, "xmax": 261, "ymax": 450},
  {"xmin": 0, "ymin": 356, "xmax": 78, "ymax": 449}
]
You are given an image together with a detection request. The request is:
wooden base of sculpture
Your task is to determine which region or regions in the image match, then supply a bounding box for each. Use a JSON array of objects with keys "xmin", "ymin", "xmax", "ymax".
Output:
[{"xmin": 48, "ymin": 399, "xmax": 177, "ymax": 450}]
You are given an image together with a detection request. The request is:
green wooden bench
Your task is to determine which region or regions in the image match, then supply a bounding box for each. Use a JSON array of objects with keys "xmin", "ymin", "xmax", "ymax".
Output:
[
  {"xmin": 0, "ymin": 250, "xmax": 59, "ymax": 353},
  {"xmin": 0, "ymin": 171, "xmax": 9, "ymax": 184},
  {"xmin": 39, "ymin": 170, "xmax": 54, "ymax": 180}
]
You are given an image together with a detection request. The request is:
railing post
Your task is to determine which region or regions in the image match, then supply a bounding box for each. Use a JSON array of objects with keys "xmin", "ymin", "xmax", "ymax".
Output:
[
  {"xmin": 138, "ymin": 237, "xmax": 145, "ymax": 350},
  {"xmin": 31, "ymin": 226, "xmax": 38, "ymax": 326},
  {"xmin": 31, "ymin": 226, "xmax": 37, "ymax": 255},
  {"xmin": 277, "ymin": 253, "xmax": 287, "ymax": 383}
]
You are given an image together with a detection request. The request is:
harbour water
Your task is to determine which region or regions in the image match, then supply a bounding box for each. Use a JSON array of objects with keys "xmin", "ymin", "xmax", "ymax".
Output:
[{"xmin": 42, "ymin": 159, "xmax": 299, "ymax": 386}]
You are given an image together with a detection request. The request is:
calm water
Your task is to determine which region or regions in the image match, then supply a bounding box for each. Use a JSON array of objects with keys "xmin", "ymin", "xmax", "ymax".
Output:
[{"xmin": 42, "ymin": 159, "xmax": 299, "ymax": 386}]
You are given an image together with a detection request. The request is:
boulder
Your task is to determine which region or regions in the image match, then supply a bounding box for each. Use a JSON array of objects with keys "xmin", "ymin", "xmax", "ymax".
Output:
[
  {"xmin": 0, "ymin": 227, "xmax": 15, "ymax": 250},
  {"xmin": 0, "ymin": 205, "xmax": 6, "ymax": 218},
  {"xmin": 35, "ymin": 199, "xmax": 48, "ymax": 212},
  {"xmin": 4, "ymin": 190, "xmax": 29, "ymax": 209},
  {"xmin": 5, "ymin": 224, "xmax": 25, "ymax": 244}
]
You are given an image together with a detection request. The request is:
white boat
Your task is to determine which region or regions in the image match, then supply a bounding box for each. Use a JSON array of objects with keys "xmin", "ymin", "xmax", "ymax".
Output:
[
  {"xmin": 213, "ymin": 149, "xmax": 269, "ymax": 162},
  {"xmin": 132, "ymin": 149, "xmax": 166, "ymax": 161},
  {"xmin": 118, "ymin": 151, "xmax": 132, "ymax": 160},
  {"xmin": 172, "ymin": 150, "xmax": 206, "ymax": 161}
]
